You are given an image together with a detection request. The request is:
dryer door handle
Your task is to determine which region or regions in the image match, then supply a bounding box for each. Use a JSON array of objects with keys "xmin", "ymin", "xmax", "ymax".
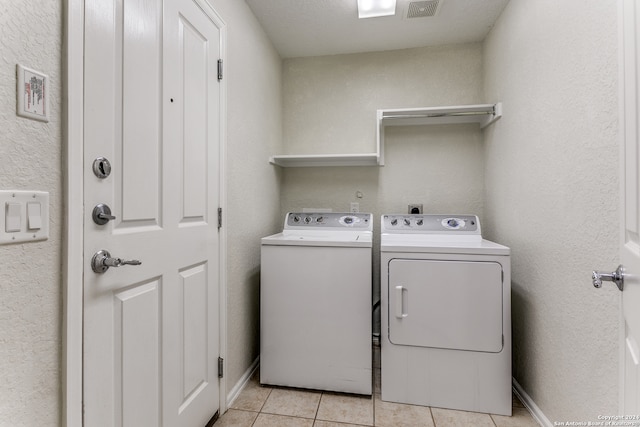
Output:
[{"xmin": 395, "ymin": 286, "xmax": 408, "ymax": 318}]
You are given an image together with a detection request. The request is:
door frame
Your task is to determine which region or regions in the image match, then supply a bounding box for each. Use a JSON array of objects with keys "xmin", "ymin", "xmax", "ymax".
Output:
[
  {"xmin": 619, "ymin": 0, "xmax": 635, "ymax": 414},
  {"xmin": 63, "ymin": 1, "xmax": 228, "ymax": 425}
]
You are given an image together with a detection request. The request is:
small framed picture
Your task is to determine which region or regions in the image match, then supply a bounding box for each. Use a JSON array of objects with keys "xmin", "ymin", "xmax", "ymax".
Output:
[{"xmin": 16, "ymin": 64, "xmax": 49, "ymax": 122}]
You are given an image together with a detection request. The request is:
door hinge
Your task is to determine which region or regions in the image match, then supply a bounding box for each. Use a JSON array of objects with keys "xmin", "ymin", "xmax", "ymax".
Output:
[
  {"xmin": 218, "ymin": 357, "xmax": 224, "ymax": 378},
  {"xmin": 218, "ymin": 207, "xmax": 222, "ymax": 230},
  {"xmin": 217, "ymin": 59, "xmax": 223, "ymax": 81}
]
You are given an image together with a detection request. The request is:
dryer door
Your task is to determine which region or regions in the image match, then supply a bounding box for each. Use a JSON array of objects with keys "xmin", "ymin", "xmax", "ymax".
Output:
[{"xmin": 388, "ymin": 259, "xmax": 503, "ymax": 353}]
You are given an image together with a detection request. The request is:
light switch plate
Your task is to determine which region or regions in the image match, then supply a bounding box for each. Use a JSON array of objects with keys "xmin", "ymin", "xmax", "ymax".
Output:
[{"xmin": 0, "ymin": 191, "xmax": 49, "ymax": 244}]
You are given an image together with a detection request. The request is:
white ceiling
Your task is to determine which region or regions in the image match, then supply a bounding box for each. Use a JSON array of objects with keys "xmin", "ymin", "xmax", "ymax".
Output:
[{"xmin": 244, "ymin": 0, "xmax": 511, "ymax": 58}]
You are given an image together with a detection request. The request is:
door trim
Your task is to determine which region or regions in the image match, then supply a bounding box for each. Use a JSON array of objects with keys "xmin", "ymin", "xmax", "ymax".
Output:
[
  {"xmin": 63, "ymin": 1, "xmax": 84, "ymax": 425},
  {"xmin": 619, "ymin": 0, "xmax": 633, "ymax": 414},
  {"xmin": 63, "ymin": 1, "xmax": 228, "ymax": 425}
]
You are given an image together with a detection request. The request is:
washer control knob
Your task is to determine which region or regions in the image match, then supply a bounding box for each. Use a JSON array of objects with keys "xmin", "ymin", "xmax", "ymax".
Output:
[
  {"xmin": 447, "ymin": 218, "xmax": 458, "ymax": 228},
  {"xmin": 316, "ymin": 216, "xmax": 324, "ymax": 223},
  {"xmin": 293, "ymin": 215, "xmax": 301, "ymax": 223},
  {"xmin": 344, "ymin": 216, "xmax": 353, "ymax": 224},
  {"xmin": 416, "ymin": 219, "xmax": 424, "ymax": 226},
  {"xmin": 304, "ymin": 216, "xmax": 312, "ymax": 224},
  {"xmin": 403, "ymin": 218, "xmax": 410, "ymax": 226},
  {"xmin": 391, "ymin": 218, "xmax": 398, "ymax": 226}
]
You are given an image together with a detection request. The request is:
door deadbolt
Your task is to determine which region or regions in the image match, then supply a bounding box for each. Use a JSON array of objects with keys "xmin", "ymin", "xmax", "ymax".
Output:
[
  {"xmin": 92, "ymin": 203, "xmax": 116, "ymax": 225},
  {"xmin": 92, "ymin": 157, "xmax": 112, "ymax": 179}
]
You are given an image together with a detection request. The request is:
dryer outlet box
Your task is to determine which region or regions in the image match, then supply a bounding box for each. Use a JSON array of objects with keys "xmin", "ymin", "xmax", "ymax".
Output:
[{"xmin": 408, "ymin": 204, "xmax": 423, "ymax": 214}]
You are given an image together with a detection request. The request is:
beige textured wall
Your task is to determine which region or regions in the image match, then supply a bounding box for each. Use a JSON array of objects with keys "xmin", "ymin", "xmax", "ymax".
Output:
[
  {"xmin": 283, "ymin": 45, "xmax": 484, "ymax": 155},
  {"xmin": 483, "ymin": 0, "xmax": 619, "ymax": 421},
  {"xmin": 207, "ymin": 0, "xmax": 283, "ymax": 398},
  {"xmin": 0, "ymin": 1, "xmax": 63, "ymax": 426}
]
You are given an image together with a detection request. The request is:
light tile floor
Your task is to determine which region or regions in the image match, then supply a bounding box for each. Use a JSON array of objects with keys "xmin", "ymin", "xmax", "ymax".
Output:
[{"xmin": 215, "ymin": 346, "xmax": 540, "ymax": 427}]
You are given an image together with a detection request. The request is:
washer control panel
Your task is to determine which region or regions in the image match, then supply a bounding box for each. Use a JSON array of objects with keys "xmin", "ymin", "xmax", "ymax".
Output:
[
  {"xmin": 285, "ymin": 212, "xmax": 372, "ymax": 230},
  {"xmin": 382, "ymin": 214, "xmax": 480, "ymax": 234}
]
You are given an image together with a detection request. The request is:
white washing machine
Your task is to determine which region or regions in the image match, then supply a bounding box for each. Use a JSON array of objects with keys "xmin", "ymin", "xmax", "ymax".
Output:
[
  {"xmin": 380, "ymin": 214, "xmax": 511, "ymax": 415},
  {"xmin": 261, "ymin": 212, "xmax": 373, "ymax": 395}
]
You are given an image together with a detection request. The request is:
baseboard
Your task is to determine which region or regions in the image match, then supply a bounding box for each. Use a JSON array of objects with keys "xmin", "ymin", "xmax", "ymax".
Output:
[
  {"xmin": 512, "ymin": 377, "xmax": 552, "ymax": 427},
  {"xmin": 226, "ymin": 356, "xmax": 260, "ymax": 409}
]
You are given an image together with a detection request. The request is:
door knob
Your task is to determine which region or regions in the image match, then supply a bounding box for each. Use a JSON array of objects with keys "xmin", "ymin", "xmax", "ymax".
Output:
[
  {"xmin": 92, "ymin": 249, "xmax": 142, "ymax": 273},
  {"xmin": 92, "ymin": 203, "xmax": 116, "ymax": 225},
  {"xmin": 592, "ymin": 264, "xmax": 625, "ymax": 291}
]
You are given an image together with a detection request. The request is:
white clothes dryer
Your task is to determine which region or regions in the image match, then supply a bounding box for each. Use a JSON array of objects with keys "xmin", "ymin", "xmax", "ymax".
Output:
[
  {"xmin": 380, "ymin": 214, "xmax": 511, "ymax": 415},
  {"xmin": 261, "ymin": 212, "xmax": 373, "ymax": 395}
]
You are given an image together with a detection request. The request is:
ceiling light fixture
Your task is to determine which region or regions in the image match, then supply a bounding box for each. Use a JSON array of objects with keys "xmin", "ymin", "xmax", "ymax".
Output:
[{"xmin": 357, "ymin": 0, "xmax": 397, "ymax": 19}]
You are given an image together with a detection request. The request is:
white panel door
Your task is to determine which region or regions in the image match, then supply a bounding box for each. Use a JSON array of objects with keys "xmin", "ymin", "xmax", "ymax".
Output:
[
  {"xmin": 388, "ymin": 259, "xmax": 503, "ymax": 352},
  {"xmin": 82, "ymin": 0, "xmax": 222, "ymax": 425},
  {"xmin": 620, "ymin": 0, "xmax": 640, "ymax": 414}
]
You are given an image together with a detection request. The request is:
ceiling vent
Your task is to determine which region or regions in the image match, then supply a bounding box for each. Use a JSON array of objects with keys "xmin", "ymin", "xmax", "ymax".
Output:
[{"xmin": 406, "ymin": 0, "xmax": 441, "ymax": 18}]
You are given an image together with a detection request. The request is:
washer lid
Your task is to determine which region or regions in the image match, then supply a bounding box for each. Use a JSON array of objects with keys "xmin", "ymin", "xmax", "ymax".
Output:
[{"xmin": 262, "ymin": 230, "xmax": 373, "ymax": 248}]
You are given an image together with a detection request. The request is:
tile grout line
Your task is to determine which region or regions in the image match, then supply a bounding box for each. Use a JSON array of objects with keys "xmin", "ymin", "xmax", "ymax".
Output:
[
  {"xmin": 258, "ymin": 387, "xmax": 273, "ymax": 413},
  {"xmin": 372, "ymin": 392, "xmax": 375, "ymax": 427},
  {"xmin": 249, "ymin": 407, "xmax": 258, "ymax": 427},
  {"xmin": 314, "ymin": 391, "xmax": 322, "ymax": 422},
  {"xmin": 249, "ymin": 385, "xmax": 273, "ymax": 426},
  {"xmin": 429, "ymin": 406, "xmax": 436, "ymax": 427}
]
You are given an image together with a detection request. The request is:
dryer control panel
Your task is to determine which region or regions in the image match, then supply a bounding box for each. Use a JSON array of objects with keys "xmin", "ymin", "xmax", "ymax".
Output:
[
  {"xmin": 285, "ymin": 212, "xmax": 373, "ymax": 230},
  {"xmin": 381, "ymin": 214, "xmax": 480, "ymax": 235}
]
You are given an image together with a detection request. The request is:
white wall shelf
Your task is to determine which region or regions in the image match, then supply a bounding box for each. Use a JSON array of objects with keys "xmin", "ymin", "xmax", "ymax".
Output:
[
  {"xmin": 376, "ymin": 103, "xmax": 502, "ymax": 166},
  {"xmin": 269, "ymin": 153, "xmax": 380, "ymax": 167},
  {"xmin": 269, "ymin": 103, "xmax": 502, "ymax": 167}
]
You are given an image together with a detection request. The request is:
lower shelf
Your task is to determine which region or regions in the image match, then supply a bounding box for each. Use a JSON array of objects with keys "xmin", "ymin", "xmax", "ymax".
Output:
[{"xmin": 269, "ymin": 153, "xmax": 380, "ymax": 167}]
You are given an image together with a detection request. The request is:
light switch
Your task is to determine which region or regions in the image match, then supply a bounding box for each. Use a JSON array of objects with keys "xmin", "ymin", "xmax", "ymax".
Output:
[
  {"xmin": 5, "ymin": 202, "xmax": 21, "ymax": 232},
  {"xmin": 27, "ymin": 202, "xmax": 42, "ymax": 230},
  {"xmin": 0, "ymin": 191, "xmax": 49, "ymax": 244}
]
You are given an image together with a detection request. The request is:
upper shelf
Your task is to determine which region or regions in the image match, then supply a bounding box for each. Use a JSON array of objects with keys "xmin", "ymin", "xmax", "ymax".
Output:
[
  {"xmin": 376, "ymin": 103, "xmax": 502, "ymax": 166},
  {"xmin": 379, "ymin": 103, "xmax": 502, "ymax": 129},
  {"xmin": 269, "ymin": 103, "xmax": 502, "ymax": 167}
]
